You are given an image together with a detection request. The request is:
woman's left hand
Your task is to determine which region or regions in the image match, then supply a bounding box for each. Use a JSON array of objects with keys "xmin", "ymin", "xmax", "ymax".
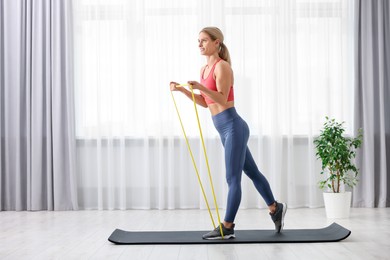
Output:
[{"xmin": 187, "ymin": 81, "xmax": 202, "ymax": 90}]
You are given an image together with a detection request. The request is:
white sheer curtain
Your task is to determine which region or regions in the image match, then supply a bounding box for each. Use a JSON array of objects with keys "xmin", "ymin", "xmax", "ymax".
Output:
[{"xmin": 73, "ymin": 0, "xmax": 355, "ymax": 210}]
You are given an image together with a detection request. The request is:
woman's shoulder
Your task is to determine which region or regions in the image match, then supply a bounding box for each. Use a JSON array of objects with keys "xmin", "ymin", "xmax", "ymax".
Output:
[{"xmin": 215, "ymin": 59, "xmax": 232, "ymax": 74}]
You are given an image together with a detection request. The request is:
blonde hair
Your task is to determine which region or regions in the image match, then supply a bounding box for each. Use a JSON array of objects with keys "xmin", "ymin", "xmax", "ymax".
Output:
[{"xmin": 200, "ymin": 27, "xmax": 231, "ymax": 65}]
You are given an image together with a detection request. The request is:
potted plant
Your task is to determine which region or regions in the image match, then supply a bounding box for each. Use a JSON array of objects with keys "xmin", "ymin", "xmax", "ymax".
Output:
[{"xmin": 314, "ymin": 117, "xmax": 363, "ymax": 218}]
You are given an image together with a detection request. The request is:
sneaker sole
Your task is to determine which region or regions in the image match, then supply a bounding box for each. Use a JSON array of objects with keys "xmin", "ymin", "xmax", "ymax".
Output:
[
  {"xmin": 280, "ymin": 203, "xmax": 287, "ymax": 232},
  {"xmin": 203, "ymin": 234, "xmax": 236, "ymax": 240}
]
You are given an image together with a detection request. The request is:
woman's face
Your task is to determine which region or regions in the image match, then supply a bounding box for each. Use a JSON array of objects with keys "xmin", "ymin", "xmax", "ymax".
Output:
[{"xmin": 198, "ymin": 32, "xmax": 219, "ymax": 56}]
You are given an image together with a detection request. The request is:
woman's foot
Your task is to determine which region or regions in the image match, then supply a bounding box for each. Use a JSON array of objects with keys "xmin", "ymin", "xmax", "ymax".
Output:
[
  {"xmin": 202, "ymin": 223, "xmax": 235, "ymax": 240},
  {"xmin": 269, "ymin": 202, "xmax": 287, "ymax": 233}
]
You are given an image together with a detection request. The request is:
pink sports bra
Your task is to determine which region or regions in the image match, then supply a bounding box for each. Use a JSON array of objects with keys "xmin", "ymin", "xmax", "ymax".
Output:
[{"xmin": 200, "ymin": 59, "xmax": 234, "ymax": 105}]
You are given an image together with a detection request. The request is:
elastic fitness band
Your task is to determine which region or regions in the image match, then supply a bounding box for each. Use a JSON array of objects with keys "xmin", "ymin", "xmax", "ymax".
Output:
[{"xmin": 171, "ymin": 84, "xmax": 224, "ymax": 239}]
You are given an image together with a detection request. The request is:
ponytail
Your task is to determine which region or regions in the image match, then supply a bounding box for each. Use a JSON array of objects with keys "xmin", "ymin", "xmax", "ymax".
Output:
[{"xmin": 219, "ymin": 42, "xmax": 231, "ymax": 65}]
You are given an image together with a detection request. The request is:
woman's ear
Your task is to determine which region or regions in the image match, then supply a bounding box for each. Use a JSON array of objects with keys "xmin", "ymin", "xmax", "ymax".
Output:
[{"xmin": 215, "ymin": 39, "xmax": 220, "ymax": 48}]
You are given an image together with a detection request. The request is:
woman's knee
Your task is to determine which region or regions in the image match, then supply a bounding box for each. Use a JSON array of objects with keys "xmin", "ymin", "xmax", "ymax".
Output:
[{"xmin": 226, "ymin": 173, "xmax": 242, "ymax": 186}]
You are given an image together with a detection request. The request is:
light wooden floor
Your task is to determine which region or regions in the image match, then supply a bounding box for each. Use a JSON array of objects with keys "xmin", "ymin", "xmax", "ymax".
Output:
[{"xmin": 0, "ymin": 208, "xmax": 389, "ymax": 260}]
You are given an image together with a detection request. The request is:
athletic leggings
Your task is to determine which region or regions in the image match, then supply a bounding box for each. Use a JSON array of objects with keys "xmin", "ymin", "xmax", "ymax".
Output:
[{"xmin": 212, "ymin": 107, "xmax": 276, "ymax": 223}]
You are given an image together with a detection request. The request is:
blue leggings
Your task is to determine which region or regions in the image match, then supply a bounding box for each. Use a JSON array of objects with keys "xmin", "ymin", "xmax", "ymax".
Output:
[{"xmin": 212, "ymin": 107, "xmax": 275, "ymax": 223}]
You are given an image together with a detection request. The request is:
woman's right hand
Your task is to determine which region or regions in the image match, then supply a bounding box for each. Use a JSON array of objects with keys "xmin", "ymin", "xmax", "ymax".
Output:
[{"xmin": 170, "ymin": 82, "xmax": 180, "ymax": 91}]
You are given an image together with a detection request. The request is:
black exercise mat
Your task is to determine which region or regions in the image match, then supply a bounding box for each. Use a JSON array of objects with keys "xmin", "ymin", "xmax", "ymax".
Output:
[{"xmin": 108, "ymin": 222, "xmax": 350, "ymax": 244}]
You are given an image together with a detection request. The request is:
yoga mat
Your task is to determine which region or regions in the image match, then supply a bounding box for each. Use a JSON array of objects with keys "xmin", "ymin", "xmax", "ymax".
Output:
[{"xmin": 108, "ymin": 222, "xmax": 350, "ymax": 245}]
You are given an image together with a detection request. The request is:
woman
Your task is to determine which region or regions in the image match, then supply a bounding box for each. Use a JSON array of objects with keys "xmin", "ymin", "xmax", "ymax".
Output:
[{"xmin": 170, "ymin": 27, "xmax": 287, "ymax": 240}]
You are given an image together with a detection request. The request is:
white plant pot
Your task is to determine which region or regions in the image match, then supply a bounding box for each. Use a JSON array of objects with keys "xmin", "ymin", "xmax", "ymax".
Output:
[{"xmin": 323, "ymin": 191, "xmax": 352, "ymax": 219}]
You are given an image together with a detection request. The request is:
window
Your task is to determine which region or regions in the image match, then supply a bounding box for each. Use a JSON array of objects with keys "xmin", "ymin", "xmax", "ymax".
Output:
[{"xmin": 74, "ymin": 0, "xmax": 354, "ymax": 137}]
